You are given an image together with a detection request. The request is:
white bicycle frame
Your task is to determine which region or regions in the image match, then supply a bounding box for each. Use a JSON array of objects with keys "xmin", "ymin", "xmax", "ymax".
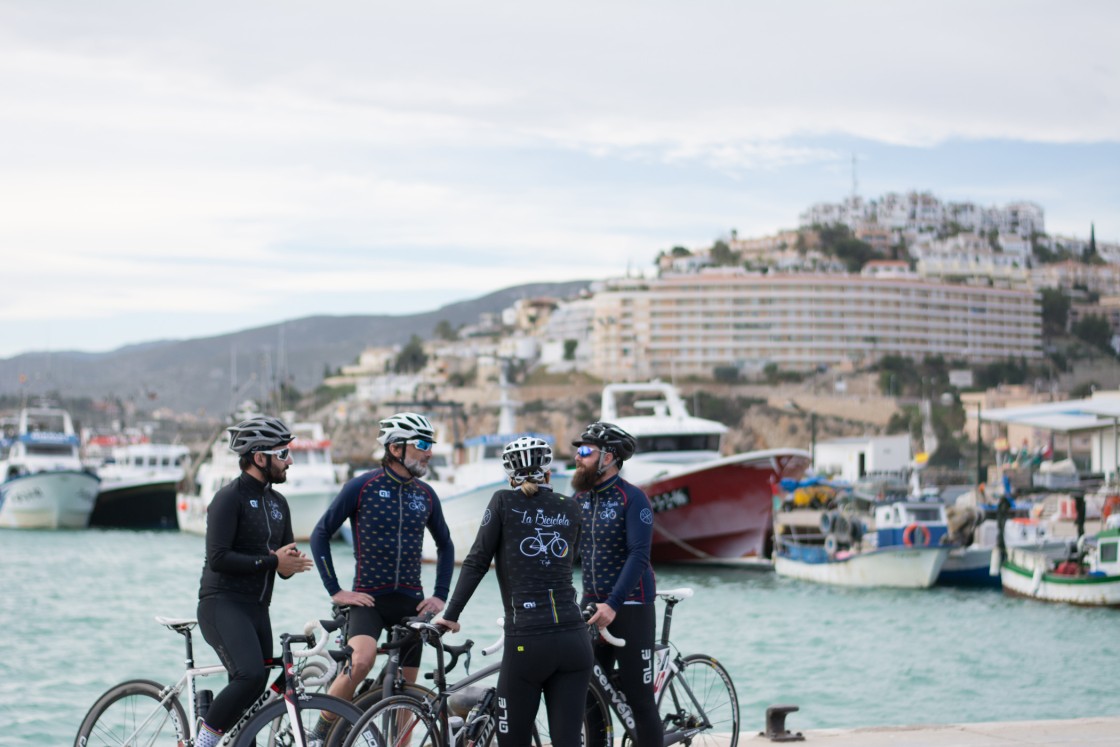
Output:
[{"xmin": 140, "ymin": 615, "xmax": 338, "ymax": 746}]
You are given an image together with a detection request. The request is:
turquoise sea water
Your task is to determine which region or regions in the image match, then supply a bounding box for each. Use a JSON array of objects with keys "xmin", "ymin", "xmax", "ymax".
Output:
[{"xmin": 3, "ymin": 528, "xmax": 1120, "ymax": 745}]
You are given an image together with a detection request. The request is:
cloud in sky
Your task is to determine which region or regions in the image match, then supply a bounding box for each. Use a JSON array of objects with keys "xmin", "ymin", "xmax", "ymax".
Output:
[{"xmin": 0, "ymin": 0, "xmax": 1117, "ymax": 357}]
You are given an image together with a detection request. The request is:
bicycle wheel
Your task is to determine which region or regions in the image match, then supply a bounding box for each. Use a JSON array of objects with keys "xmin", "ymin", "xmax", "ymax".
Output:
[
  {"xmin": 342, "ymin": 695, "xmax": 441, "ymax": 747},
  {"xmin": 579, "ymin": 684, "xmax": 613, "ymax": 747},
  {"xmin": 232, "ymin": 692, "xmax": 365, "ymax": 747},
  {"xmin": 74, "ymin": 678, "xmax": 188, "ymax": 747},
  {"xmin": 352, "ymin": 682, "xmax": 434, "ymax": 713},
  {"xmin": 657, "ymin": 654, "xmax": 739, "ymax": 747}
]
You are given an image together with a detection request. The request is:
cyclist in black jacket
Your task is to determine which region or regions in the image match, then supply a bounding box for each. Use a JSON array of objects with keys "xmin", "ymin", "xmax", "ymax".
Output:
[
  {"xmin": 195, "ymin": 415, "xmax": 314, "ymax": 747},
  {"xmin": 573, "ymin": 421, "xmax": 663, "ymax": 747},
  {"xmin": 437, "ymin": 436, "xmax": 591, "ymax": 747}
]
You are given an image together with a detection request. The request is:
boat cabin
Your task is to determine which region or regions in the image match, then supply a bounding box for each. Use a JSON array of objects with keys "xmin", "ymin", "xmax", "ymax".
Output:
[{"xmin": 873, "ymin": 501, "xmax": 950, "ymax": 549}]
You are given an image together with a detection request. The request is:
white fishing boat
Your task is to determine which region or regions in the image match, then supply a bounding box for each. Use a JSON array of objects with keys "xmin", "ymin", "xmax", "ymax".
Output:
[
  {"xmin": 85, "ymin": 436, "xmax": 189, "ymax": 529},
  {"xmin": 773, "ymin": 497, "xmax": 950, "ymax": 588},
  {"xmin": 177, "ymin": 409, "xmax": 342, "ymax": 540},
  {"xmin": 939, "ymin": 504, "xmax": 1069, "ymax": 587},
  {"xmin": 0, "ymin": 406, "xmax": 101, "ymax": 529},
  {"xmin": 1000, "ymin": 520, "xmax": 1120, "ymax": 607}
]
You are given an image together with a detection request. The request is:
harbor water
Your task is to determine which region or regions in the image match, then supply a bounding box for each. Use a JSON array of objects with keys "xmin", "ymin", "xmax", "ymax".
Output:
[{"xmin": 4, "ymin": 529, "xmax": 1119, "ymax": 745}]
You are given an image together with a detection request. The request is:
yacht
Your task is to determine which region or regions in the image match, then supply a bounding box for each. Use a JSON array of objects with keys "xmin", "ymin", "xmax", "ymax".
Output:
[{"xmin": 0, "ymin": 406, "xmax": 101, "ymax": 529}]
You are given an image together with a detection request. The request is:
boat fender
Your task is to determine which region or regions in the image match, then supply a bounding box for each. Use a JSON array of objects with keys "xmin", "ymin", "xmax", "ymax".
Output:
[
  {"xmin": 819, "ymin": 511, "xmax": 834, "ymax": 534},
  {"xmin": 902, "ymin": 523, "xmax": 931, "ymax": 548},
  {"xmin": 824, "ymin": 534, "xmax": 839, "ymax": 559},
  {"xmin": 833, "ymin": 514, "xmax": 851, "ymax": 539},
  {"xmin": 1030, "ymin": 565, "xmax": 1044, "ymax": 594}
]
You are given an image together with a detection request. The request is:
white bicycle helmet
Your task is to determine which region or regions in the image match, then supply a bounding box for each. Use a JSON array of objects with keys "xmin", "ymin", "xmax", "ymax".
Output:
[
  {"xmin": 377, "ymin": 412, "xmax": 437, "ymax": 446},
  {"xmin": 228, "ymin": 416, "xmax": 293, "ymax": 455},
  {"xmin": 502, "ymin": 436, "xmax": 553, "ymax": 485}
]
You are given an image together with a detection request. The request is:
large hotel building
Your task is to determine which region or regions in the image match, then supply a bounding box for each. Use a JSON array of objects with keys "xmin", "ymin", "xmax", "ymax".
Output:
[{"xmin": 587, "ymin": 270, "xmax": 1042, "ymax": 380}]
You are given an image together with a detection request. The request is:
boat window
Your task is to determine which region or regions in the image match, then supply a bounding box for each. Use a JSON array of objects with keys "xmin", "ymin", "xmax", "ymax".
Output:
[
  {"xmin": 635, "ymin": 434, "xmax": 721, "ymax": 453},
  {"xmin": 1102, "ymin": 542, "xmax": 1118, "ymax": 564},
  {"xmin": 27, "ymin": 443, "xmax": 74, "ymax": 456},
  {"xmin": 909, "ymin": 508, "xmax": 943, "ymax": 522}
]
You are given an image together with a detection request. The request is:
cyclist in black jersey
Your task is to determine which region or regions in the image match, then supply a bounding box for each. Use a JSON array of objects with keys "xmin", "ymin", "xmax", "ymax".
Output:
[
  {"xmin": 437, "ymin": 436, "xmax": 591, "ymax": 747},
  {"xmin": 309, "ymin": 411, "xmax": 454, "ymax": 740},
  {"xmin": 195, "ymin": 415, "xmax": 314, "ymax": 747},
  {"xmin": 572, "ymin": 421, "xmax": 663, "ymax": 747}
]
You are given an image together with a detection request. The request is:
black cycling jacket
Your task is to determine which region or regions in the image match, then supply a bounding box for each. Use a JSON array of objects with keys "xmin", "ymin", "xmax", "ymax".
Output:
[
  {"xmin": 443, "ymin": 486, "xmax": 584, "ymax": 635},
  {"xmin": 198, "ymin": 472, "xmax": 294, "ymax": 605}
]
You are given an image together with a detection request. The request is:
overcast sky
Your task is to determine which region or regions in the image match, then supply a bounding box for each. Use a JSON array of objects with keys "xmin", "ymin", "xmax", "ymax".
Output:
[{"xmin": 1, "ymin": 1, "xmax": 1117, "ymax": 358}]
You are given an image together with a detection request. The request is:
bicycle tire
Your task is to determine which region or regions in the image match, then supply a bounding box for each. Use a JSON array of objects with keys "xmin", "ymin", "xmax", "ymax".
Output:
[
  {"xmin": 352, "ymin": 682, "xmax": 434, "ymax": 713},
  {"xmin": 656, "ymin": 654, "xmax": 740, "ymax": 747},
  {"xmin": 342, "ymin": 694, "xmax": 442, "ymax": 747},
  {"xmin": 74, "ymin": 678, "xmax": 188, "ymax": 747},
  {"xmin": 232, "ymin": 692, "xmax": 365, "ymax": 747},
  {"xmin": 580, "ymin": 682, "xmax": 614, "ymax": 747}
]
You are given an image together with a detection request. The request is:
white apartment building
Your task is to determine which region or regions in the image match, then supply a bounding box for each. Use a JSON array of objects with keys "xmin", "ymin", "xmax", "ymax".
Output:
[
  {"xmin": 586, "ymin": 270, "xmax": 1041, "ymax": 380},
  {"xmin": 1032, "ymin": 261, "xmax": 1120, "ymax": 296}
]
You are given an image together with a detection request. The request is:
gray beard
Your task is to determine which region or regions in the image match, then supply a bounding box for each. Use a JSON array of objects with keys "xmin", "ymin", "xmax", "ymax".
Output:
[{"xmin": 403, "ymin": 456, "xmax": 428, "ymax": 478}]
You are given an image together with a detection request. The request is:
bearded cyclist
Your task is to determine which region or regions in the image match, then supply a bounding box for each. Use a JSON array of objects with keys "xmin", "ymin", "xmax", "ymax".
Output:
[{"xmin": 572, "ymin": 421, "xmax": 663, "ymax": 747}]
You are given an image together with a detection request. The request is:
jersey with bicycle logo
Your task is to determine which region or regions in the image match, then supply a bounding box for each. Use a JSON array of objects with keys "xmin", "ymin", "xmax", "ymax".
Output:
[
  {"xmin": 310, "ymin": 467, "xmax": 454, "ymax": 601},
  {"xmin": 443, "ymin": 487, "xmax": 584, "ymax": 635},
  {"xmin": 199, "ymin": 472, "xmax": 293, "ymax": 605},
  {"xmin": 576, "ymin": 474, "xmax": 656, "ymax": 610}
]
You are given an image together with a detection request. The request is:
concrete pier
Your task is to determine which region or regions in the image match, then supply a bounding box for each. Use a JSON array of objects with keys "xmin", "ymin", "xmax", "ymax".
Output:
[{"xmin": 743, "ymin": 716, "xmax": 1120, "ymax": 746}]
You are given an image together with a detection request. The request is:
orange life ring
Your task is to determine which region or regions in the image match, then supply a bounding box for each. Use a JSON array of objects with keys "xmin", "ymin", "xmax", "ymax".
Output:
[{"xmin": 903, "ymin": 522, "xmax": 930, "ymax": 547}]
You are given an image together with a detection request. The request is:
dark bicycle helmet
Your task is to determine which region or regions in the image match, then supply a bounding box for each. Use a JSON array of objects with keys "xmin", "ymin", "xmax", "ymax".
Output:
[
  {"xmin": 502, "ymin": 436, "xmax": 553, "ymax": 485},
  {"xmin": 228, "ymin": 416, "xmax": 293, "ymax": 455},
  {"xmin": 572, "ymin": 421, "xmax": 637, "ymax": 462},
  {"xmin": 377, "ymin": 412, "xmax": 437, "ymax": 446}
]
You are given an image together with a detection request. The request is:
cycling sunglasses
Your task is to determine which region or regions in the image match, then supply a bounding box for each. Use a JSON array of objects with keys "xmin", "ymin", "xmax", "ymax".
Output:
[
  {"xmin": 407, "ymin": 438, "xmax": 434, "ymax": 452},
  {"xmin": 576, "ymin": 445, "xmax": 601, "ymax": 458},
  {"xmin": 258, "ymin": 447, "xmax": 291, "ymax": 460}
]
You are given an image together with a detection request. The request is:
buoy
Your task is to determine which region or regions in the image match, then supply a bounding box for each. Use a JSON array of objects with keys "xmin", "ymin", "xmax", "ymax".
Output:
[{"xmin": 903, "ymin": 522, "xmax": 931, "ymax": 547}]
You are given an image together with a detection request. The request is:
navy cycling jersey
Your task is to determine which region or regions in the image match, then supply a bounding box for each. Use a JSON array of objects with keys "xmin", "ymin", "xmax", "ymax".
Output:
[
  {"xmin": 310, "ymin": 467, "xmax": 454, "ymax": 601},
  {"xmin": 443, "ymin": 486, "xmax": 584, "ymax": 635},
  {"xmin": 576, "ymin": 473, "xmax": 656, "ymax": 609},
  {"xmin": 199, "ymin": 472, "xmax": 294, "ymax": 605}
]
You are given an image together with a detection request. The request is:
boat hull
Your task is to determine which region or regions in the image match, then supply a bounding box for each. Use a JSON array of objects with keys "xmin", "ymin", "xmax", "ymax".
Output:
[
  {"xmin": 0, "ymin": 470, "xmax": 101, "ymax": 529},
  {"xmin": 89, "ymin": 479, "xmax": 179, "ymax": 530},
  {"xmin": 638, "ymin": 449, "xmax": 811, "ymax": 563},
  {"xmin": 1001, "ymin": 551, "xmax": 1120, "ymax": 607},
  {"xmin": 775, "ymin": 546, "xmax": 949, "ymax": 588},
  {"xmin": 940, "ymin": 541, "xmax": 1071, "ymax": 588}
]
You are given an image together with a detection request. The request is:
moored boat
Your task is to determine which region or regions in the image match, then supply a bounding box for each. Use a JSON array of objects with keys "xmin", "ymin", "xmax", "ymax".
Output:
[
  {"xmin": 604, "ymin": 381, "xmax": 810, "ymax": 563},
  {"xmin": 86, "ymin": 438, "xmax": 189, "ymax": 529},
  {"xmin": 0, "ymin": 406, "xmax": 101, "ymax": 529},
  {"xmin": 178, "ymin": 407, "xmax": 342, "ymax": 540},
  {"xmin": 1000, "ymin": 526, "xmax": 1119, "ymax": 607}
]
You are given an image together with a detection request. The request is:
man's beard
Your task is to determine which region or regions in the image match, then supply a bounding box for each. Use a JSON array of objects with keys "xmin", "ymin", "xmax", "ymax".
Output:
[
  {"xmin": 403, "ymin": 455, "xmax": 428, "ymax": 478},
  {"xmin": 571, "ymin": 462, "xmax": 598, "ymax": 492},
  {"xmin": 267, "ymin": 460, "xmax": 288, "ymax": 484}
]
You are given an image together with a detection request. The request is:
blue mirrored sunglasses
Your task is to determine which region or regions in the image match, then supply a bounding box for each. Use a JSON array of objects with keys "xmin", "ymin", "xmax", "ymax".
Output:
[
  {"xmin": 258, "ymin": 447, "xmax": 291, "ymax": 460},
  {"xmin": 576, "ymin": 445, "xmax": 600, "ymax": 458},
  {"xmin": 407, "ymin": 438, "xmax": 433, "ymax": 452}
]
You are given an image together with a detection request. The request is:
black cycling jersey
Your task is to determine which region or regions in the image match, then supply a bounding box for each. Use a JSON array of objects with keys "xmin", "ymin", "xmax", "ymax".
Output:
[
  {"xmin": 198, "ymin": 472, "xmax": 294, "ymax": 605},
  {"xmin": 443, "ymin": 486, "xmax": 583, "ymax": 635},
  {"xmin": 576, "ymin": 474, "xmax": 656, "ymax": 609},
  {"xmin": 310, "ymin": 466, "xmax": 454, "ymax": 601}
]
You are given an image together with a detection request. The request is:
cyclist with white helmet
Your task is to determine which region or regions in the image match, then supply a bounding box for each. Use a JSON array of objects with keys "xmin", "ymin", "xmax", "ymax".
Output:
[
  {"xmin": 309, "ymin": 411, "xmax": 454, "ymax": 727},
  {"xmin": 437, "ymin": 436, "xmax": 590, "ymax": 747},
  {"xmin": 572, "ymin": 421, "xmax": 663, "ymax": 747},
  {"xmin": 195, "ymin": 415, "xmax": 315, "ymax": 747}
]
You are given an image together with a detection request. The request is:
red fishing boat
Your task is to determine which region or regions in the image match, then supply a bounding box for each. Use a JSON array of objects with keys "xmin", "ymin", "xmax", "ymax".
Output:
[{"xmin": 603, "ymin": 382, "xmax": 810, "ymax": 563}]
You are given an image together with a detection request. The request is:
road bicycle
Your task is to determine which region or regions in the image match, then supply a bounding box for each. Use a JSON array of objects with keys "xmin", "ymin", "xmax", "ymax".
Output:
[
  {"xmin": 341, "ymin": 612, "xmax": 625, "ymax": 747},
  {"xmin": 74, "ymin": 611, "xmax": 365, "ymax": 747},
  {"xmin": 585, "ymin": 587, "xmax": 740, "ymax": 747}
]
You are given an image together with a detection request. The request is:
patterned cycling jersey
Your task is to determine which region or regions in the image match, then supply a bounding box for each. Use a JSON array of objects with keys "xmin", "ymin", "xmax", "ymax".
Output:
[
  {"xmin": 443, "ymin": 486, "xmax": 585, "ymax": 635},
  {"xmin": 576, "ymin": 474, "xmax": 656, "ymax": 609},
  {"xmin": 310, "ymin": 467, "xmax": 453, "ymax": 601}
]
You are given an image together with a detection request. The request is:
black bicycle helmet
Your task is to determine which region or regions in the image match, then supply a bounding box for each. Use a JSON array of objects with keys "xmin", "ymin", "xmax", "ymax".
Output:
[
  {"xmin": 228, "ymin": 416, "xmax": 293, "ymax": 455},
  {"xmin": 572, "ymin": 421, "xmax": 637, "ymax": 462}
]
